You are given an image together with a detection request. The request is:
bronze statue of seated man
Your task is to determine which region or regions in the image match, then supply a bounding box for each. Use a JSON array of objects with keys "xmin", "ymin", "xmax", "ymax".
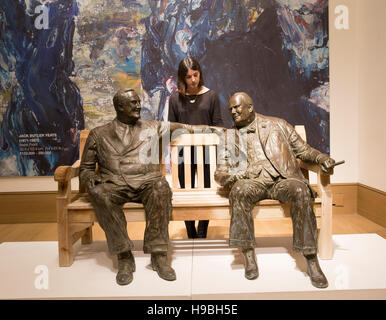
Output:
[
  {"xmin": 80, "ymin": 88, "xmax": 210, "ymax": 285},
  {"xmin": 215, "ymin": 92, "xmax": 337, "ymax": 289}
]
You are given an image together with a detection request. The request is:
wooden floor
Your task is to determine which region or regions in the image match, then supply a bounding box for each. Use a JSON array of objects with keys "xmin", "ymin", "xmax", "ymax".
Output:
[{"xmin": 0, "ymin": 213, "xmax": 385, "ymax": 244}]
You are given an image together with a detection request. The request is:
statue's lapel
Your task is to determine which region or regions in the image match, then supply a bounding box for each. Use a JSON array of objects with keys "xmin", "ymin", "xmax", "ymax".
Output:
[
  {"xmin": 102, "ymin": 120, "xmax": 126, "ymax": 154},
  {"xmin": 256, "ymin": 115, "xmax": 271, "ymax": 149}
]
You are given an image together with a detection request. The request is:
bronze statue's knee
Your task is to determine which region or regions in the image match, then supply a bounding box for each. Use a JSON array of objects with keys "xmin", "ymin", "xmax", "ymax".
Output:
[
  {"xmin": 153, "ymin": 179, "xmax": 171, "ymax": 196},
  {"xmin": 289, "ymin": 184, "xmax": 311, "ymax": 203},
  {"xmin": 229, "ymin": 184, "xmax": 243, "ymax": 199},
  {"xmin": 88, "ymin": 184, "xmax": 105, "ymax": 199},
  {"xmin": 229, "ymin": 181, "xmax": 255, "ymax": 201}
]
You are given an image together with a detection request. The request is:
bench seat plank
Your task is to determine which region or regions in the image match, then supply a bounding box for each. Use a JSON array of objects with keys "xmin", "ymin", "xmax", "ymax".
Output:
[{"xmin": 67, "ymin": 191, "xmax": 322, "ymax": 222}]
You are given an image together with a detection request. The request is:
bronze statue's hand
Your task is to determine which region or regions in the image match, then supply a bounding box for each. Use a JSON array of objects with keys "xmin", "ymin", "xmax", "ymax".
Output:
[
  {"xmin": 214, "ymin": 173, "xmax": 231, "ymax": 187},
  {"xmin": 215, "ymin": 173, "xmax": 244, "ymax": 189},
  {"xmin": 317, "ymin": 154, "xmax": 335, "ymax": 174},
  {"xmin": 215, "ymin": 172, "xmax": 236, "ymax": 189},
  {"xmin": 87, "ymin": 175, "xmax": 102, "ymax": 191},
  {"xmin": 209, "ymin": 126, "xmax": 226, "ymax": 136},
  {"xmin": 223, "ymin": 175, "xmax": 240, "ymax": 189}
]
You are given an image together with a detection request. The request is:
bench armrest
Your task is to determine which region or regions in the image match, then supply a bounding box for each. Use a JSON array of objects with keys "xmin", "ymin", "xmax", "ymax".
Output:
[
  {"xmin": 299, "ymin": 160, "xmax": 334, "ymax": 175},
  {"xmin": 298, "ymin": 159, "xmax": 333, "ymax": 183},
  {"xmin": 298, "ymin": 161, "xmax": 319, "ymax": 174},
  {"xmin": 298, "ymin": 159, "xmax": 332, "ymax": 204},
  {"xmin": 54, "ymin": 160, "xmax": 80, "ymax": 201},
  {"xmin": 54, "ymin": 160, "xmax": 80, "ymax": 183}
]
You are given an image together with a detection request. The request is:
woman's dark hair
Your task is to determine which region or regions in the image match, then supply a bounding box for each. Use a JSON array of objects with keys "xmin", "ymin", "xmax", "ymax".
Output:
[{"xmin": 177, "ymin": 57, "xmax": 205, "ymax": 95}]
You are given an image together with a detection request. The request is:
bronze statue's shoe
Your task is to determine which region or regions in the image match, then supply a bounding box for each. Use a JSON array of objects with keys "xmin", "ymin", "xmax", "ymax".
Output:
[
  {"xmin": 151, "ymin": 253, "xmax": 176, "ymax": 281},
  {"xmin": 305, "ymin": 254, "xmax": 328, "ymax": 289},
  {"xmin": 116, "ymin": 259, "xmax": 133, "ymax": 286},
  {"xmin": 242, "ymin": 248, "xmax": 259, "ymax": 280},
  {"xmin": 118, "ymin": 250, "xmax": 136, "ymax": 272}
]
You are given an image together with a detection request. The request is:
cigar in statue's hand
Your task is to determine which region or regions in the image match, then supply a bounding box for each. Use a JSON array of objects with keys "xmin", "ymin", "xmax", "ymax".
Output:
[{"xmin": 330, "ymin": 160, "xmax": 345, "ymax": 167}]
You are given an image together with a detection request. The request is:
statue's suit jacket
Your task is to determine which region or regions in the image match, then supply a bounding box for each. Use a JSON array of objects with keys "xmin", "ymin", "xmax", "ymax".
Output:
[
  {"xmin": 80, "ymin": 118, "xmax": 169, "ymax": 190},
  {"xmin": 215, "ymin": 113, "xmax": 325, "ymax": 189}
]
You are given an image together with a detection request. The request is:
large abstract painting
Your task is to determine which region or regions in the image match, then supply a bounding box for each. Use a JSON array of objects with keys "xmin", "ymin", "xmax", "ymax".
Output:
[{"xmin": 0, "ymin": 0, "xmax": 329, "ymax": 176}]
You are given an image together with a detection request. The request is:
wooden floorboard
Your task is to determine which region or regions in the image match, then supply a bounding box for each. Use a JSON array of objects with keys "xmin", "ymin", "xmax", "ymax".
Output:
[{"xmin": 0, "ymin": 214, "xmax": 384, "ymax": 244}]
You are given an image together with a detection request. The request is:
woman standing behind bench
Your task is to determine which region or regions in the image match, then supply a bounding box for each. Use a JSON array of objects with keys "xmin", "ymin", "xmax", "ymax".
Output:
[{"xmin": 168, "ymin": 57, "xmax": 224, "ymax": 238}]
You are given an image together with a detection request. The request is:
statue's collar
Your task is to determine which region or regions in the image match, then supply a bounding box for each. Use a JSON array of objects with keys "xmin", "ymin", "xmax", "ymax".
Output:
[
  {"xmin": 233, "ymin": 114, "xmax": 257, "ymax": 132},
  {"xmin": 244, "ymin": 116, "xmax": 258, "ymax": 133},
  {"xmin": 114, "ymin": 117, "xmax": 138, "ymax": 128}
]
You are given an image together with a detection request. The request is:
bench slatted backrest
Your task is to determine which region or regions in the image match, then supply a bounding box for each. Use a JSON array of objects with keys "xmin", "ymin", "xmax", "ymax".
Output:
[
  {"xmin": 169, "ymin": 133, "xmax": 220, "ymax": 191},
  {"xmin": 79, "ymin": 130, "xmax": 90, "ymax": 160},
  {"xmin": 294, "ymin": 125, "xmax": 306, "ymax": 142}
]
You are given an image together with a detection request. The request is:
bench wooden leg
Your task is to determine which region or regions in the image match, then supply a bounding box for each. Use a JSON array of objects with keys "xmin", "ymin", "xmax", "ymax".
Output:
[
  {"xmin": 57, "ymin": 217, "xmax": 74, "ymax": 267},
  {"xmin": 58, "ymin": 223, "xmax": 94, "ymax": 266},
  {"xmin": 57, "ymin": 196, "xmax": 75, "ymax": 267},
  {"xmin": 317, "ymin": 175, "xmax": 333, "ymax": 260},
  {"xmin": 58, "ymin": 240, "xmax": 74, "ymax": 267},
  {"xmin": 81, "ymin": 225, "xmax": 93, "ymax": 244}
]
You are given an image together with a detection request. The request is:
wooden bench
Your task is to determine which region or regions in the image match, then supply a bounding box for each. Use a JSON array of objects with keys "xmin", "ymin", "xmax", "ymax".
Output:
[{"xmin": 54, "ymin": 126, "xmax": 333, "ymax": 267}]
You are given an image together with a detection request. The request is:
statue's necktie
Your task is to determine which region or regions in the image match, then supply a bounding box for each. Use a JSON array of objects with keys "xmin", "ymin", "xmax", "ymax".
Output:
[{"xmin": 122, "ymin": 125, "xmax": 133, "ymax": 147}]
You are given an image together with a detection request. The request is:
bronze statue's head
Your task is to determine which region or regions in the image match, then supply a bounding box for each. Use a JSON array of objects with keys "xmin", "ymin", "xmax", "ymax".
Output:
[
  {"xmin": 177, "ymin": 57, "xmax": 205, "ymax": 95},
  {"xmin": 113, "ymin": 89, "xmax": 141, "ymax": 124},
  {"xmin": 228, "ymin": 92, "xmax": 255, "ymax": 128}
]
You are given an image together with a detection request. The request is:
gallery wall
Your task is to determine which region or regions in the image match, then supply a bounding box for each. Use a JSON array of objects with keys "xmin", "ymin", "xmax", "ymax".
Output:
[
  {"xmin": 356, "ymin": 0, "xmax": 386, "ymax": 192},
  {"xmin": 329, "ymin": 0, "xmax": 359, "ymax": 187},
  {"xmin": 329, "ymin": 0, "xmax": 386, "ymax": 192},
  {"xmin": 0, "ymin": 0, "xmax": 385, "ymax": 193}
]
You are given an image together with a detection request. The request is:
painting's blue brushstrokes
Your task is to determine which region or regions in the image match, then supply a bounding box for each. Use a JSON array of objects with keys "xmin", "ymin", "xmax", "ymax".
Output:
[
  {"xmin": 0, "ymin": 0, "xmax": 84, "ymax": 176},
  {"xmin": 141, "ymin": 0, "xmax": 330, "ymax": 153},
  {"xmin": 0, "ymin": 0, "xmax": 329, "ymax": 177},
  {"xmin": 276, "ymin": 0, "xmax": 329, "ymax": 81}
]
